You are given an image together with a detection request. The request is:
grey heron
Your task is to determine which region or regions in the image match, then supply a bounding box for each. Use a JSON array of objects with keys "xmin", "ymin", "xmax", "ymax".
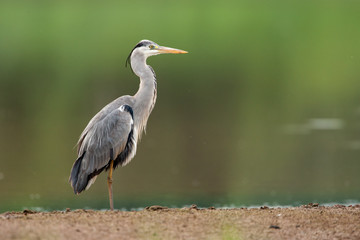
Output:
[{"xmin": 69, "ymin": 40, "xmax": 187, "ymax": 210}]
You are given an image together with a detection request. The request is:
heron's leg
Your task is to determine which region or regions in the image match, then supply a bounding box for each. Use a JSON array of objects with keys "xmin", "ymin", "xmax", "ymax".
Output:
[{"xmin": 107, "ymin": 160, "xmax": 114, "ymax": 211}]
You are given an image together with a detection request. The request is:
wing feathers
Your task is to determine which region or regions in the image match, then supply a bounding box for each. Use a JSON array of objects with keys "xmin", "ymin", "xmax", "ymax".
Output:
[
  {"xmin": 69, "ymin": 151, "xmax": 86, "ymax": 194},
  {"xmin": 70, "ymin": 105, "xmax": 135, "ymax": 194}
]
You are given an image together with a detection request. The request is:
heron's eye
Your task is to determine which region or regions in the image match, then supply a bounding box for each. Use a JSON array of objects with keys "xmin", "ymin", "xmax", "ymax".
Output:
[{"xmin": 149, "ymin": 45, "xmax": 155, "ymax": 49}]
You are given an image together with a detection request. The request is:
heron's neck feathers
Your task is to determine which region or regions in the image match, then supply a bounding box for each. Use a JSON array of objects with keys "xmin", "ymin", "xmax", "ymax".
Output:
[{"xmin": 133, "ymin": 60, "xmax": 157, "ymax": 140}]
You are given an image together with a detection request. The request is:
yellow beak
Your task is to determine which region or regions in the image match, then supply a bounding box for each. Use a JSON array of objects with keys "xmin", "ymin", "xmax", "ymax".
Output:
[{"xmin": 157, "ymin": 46, "xmax": 188, "ymax": 54}]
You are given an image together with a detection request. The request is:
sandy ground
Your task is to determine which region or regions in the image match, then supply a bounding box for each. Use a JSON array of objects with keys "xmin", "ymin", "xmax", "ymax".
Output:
[{"xmin": 1, "ymin": 203, "xmax": 360, "ymax": 240}]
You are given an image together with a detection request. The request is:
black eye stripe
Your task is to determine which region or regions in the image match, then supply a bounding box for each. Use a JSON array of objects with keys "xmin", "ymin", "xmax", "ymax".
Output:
[{"xmin": 134, "ymin": 41, "xmax": 153, "ymax": 49}]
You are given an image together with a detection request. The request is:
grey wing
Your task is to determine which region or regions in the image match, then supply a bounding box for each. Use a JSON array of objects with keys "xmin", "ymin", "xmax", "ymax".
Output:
[
  {"xmin": 76, "ymin": 95, "xmax": 134, "ymax": 154},
  {"xmin": 70, "ymin": 106, "xmax": 134, "ymax": 194},
  {"xmin": 77, "ymin": 95, "xmax": 134, "ymax": 154}
]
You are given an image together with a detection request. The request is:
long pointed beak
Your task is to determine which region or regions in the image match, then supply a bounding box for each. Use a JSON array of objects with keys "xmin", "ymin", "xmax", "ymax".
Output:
[{"xmin": 157, "ymin": 46, "xmax": 188, "ymax": 54}]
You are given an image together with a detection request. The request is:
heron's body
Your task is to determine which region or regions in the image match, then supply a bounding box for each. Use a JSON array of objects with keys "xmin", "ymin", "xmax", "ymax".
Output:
[{"xmin": 69, "ymin": 40, "xmax": 187, "ymax": 210}]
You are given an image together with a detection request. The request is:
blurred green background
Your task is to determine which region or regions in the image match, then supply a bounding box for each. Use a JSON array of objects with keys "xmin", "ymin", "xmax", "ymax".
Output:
[{"xmin": 1, "ymin": 0, "xmax": 360, "ymax": 211}]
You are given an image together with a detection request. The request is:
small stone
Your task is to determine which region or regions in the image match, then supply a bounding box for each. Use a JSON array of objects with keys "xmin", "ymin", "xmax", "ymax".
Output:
[
  {"xmin": 269, "ymin": 225, "xmax": 281, "ymax": 229},
  {"xmin": 23, "ymin": 209, "xmax": 36, "ymax": 215},
  {"xmin": 190, "ymin": 204, "xmax": 198, "ymax": 210},
  {"xmin": 145, "ymin": 205, "xmax": 168, "ymax": 211},
  {"xmin": 302, "ymin": 203, "xmax": 319, "ymax": 208}
]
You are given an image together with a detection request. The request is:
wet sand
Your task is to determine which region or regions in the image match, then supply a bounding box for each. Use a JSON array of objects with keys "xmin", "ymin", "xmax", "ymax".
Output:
[{"xmin": 1, "ymin": 203, "xmax": 360, "ymax": 240}]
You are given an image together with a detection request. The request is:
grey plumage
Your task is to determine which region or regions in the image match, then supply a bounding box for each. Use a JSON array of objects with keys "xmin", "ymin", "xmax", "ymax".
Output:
[
  {"xmin": 69, "ymin": 40, "xmax": 187, "ymax": 205},
  {"xmin": 71, "ymin": 103, "xmax": 135, "ymax": 193}
]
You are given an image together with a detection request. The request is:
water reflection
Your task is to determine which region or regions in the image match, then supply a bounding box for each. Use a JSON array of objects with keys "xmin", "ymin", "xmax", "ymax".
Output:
[{"xmin": 283, "ymin": 118, "xmax": 345, "ymax": 134}]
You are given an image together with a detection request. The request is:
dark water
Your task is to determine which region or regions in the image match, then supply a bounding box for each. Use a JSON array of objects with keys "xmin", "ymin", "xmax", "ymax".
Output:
[{"xmin": 1, "ymin": 1, "xmax": 360, "ymax": 212}]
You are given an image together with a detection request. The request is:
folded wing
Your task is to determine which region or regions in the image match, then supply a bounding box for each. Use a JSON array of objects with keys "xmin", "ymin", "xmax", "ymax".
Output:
[{"xmin": 69, "ymin": 105, "xmax": 134, "ymax": 194}]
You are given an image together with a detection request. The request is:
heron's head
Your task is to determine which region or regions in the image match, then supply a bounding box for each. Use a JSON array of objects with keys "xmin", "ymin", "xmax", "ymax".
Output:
[{"xmin": 126, "ymin": 40, "xmax": 187, "ymax": 72}]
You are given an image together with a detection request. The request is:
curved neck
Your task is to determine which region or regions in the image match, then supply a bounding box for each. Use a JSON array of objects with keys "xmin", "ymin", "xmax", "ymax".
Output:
[
  {"xmin": 134, "ymin": 72, "xmax": 156, "ymax": 102},
  {"xmin": 133, "ymin": 61, "xmax": 157, "ymax": 101},
  {"xmin": 131, "ymin": 52, "xmax": 152, "ymax": 78},
  {"xmin": 131, "ymin": 55, "xmax": 157, "ymax": 134}
]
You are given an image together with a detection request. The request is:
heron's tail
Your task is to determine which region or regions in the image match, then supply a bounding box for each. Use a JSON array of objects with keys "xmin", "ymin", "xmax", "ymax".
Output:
[{"xmin": 69, "ymin": 152, "xmax": 88, "ymax": 194}]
